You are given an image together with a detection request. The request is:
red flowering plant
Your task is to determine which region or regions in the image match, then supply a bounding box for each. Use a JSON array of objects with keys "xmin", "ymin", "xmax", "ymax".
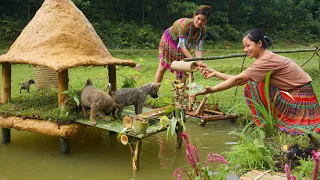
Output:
[
  {"xmin": 287, "ymin": 150, "xmax": 320, "ymax": 180},
  {"xmin": 174, "ymin": 132, "xmax": 230, "ymax": 180},
  {"xmin": 311, "ymin": 150, "xmax": 320, "ymax": 180}
]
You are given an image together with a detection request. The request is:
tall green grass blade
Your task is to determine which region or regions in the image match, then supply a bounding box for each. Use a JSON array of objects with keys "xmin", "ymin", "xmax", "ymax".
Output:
[{"xmin": 264, "ymin": 70, "xmax": 273, "ymax": 128}]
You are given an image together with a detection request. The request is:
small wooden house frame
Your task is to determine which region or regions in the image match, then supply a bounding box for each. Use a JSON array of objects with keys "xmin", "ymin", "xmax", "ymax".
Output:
[
  {"xmin": 170, "ymin": 61, "xmax": 238, "ymax": 125},
  {"xmin": 0, "ymin": 0, "xmax": 136, "ymax": 149}
]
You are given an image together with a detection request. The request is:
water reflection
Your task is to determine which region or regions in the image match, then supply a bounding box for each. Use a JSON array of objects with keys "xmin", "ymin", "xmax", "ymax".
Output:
[{"xmin": 0, "ymin": 119, "xmax": 239, "ymax": 180}]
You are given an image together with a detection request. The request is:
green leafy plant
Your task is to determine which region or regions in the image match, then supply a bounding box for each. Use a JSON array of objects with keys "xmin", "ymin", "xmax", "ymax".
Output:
[
  {"xmin": 160, "ymin": 106, "xmax": 186, "ymax": 140},
  {"xmin": 120, "ymin": 58, "xmax": 144, "ymax": 88},
  {"xmin": 59, "ymin": 90, "xmax": 80, "ymax": 120},
  {"xmin": 121, "ymin": 75, "xmax": 137, "ymax": 88},
  {"xmin": 225, "ymin": 127, "xmax": 276, "ymax": 175},
  {"xmin": 245, "ymin": 70, "xmax": 279, "ymax": 136},
  {"xmin": 293, "ymin": 150, "xmax": 320, "ymax": 180}
]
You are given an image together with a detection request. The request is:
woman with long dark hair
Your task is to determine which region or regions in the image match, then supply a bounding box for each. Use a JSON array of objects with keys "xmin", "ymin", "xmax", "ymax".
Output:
[
  {"xmin": 194, "ymin": 29, "xmax": 320, "ymax": 134},
  {"xmin": 155, "ymin": 5, "xmax": 211, "ymax": 83}
]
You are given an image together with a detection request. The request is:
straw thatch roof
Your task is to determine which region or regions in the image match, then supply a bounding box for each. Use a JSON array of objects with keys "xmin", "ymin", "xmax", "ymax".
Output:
[{"xmin": 0, "ymin": 0, "xmax": 136, "ymax": 72}]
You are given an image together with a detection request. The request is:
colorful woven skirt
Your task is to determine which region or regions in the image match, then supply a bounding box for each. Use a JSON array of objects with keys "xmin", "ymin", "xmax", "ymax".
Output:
[
  {"xmin": 244, "ymin": 81, "xmax": 320, "ymax": 134},
  {"xmin": 159, "ymin": 29, "xmax": 184, "ymax": 74}
]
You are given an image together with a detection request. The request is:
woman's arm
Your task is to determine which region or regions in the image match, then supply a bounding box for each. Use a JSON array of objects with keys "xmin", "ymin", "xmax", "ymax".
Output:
[
  {"xmin": 181, "ymin": 46, "xmax": 193, "ymax": 58},
  {"xmin": 195, "ymin": 72, "xmax": 251, "ymax": 96},
  {"xmin": 195, "ymin": 49, "xmax": 203, "ymax": 58},
  {"xmin": 201, "ymin": 68, "xmax": 233, "ymax": 80}
]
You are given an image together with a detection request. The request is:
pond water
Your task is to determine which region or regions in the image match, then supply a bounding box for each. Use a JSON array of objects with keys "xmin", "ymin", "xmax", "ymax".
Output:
[{"xmin": 0, "ymin": 118, "xmax": 239, "ymax": 180}]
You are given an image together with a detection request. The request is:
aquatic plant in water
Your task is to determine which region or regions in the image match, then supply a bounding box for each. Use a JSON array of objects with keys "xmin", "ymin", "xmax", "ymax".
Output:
[{"xmin": 173, "ymin": 132, "xmax": 229, "ymax": 180}]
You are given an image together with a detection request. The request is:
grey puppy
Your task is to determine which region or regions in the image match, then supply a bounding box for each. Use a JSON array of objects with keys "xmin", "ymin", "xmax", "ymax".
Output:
[
  {"xmin": 111, "ymin": 82, "xmax": 161, "ymax": 118},
  {"xmin": 20, "ymin": 79, "xmax": 35, "ymax": 93},
  {"xmin": 80, "ymin": 79, "xmax": 118, "ymax": 126}
]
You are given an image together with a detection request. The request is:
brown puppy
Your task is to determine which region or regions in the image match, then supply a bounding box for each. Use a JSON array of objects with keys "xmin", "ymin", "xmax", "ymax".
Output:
[
  {"xmin": 20, "ymin": 79, "xmax": 35, "ymax": 93},
  {"xmin": 111, "ymin": 82, "xmax": 161, "ymax": 119},
  {"xmin": 80, "ymin": 79, "xmax": 118, "ymax": 126}
]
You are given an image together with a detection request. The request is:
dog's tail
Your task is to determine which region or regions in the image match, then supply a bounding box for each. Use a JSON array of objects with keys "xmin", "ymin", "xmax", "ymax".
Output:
[{"xmin": 86, "ymin": 79, "xmax": 93, "ymax": 86}]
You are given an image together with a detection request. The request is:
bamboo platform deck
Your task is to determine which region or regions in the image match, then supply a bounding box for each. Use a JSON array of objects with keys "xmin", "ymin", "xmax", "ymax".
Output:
[
  {"xmin": 0, "ymin": 106, "xmax": 182, "ymax": 170},
  {"xmin": 240, "ymin": 170, "xmax": 287, "ymax": 180},
  {"xmin": 76, "ymin": 106, "xmax": 168, "ymax": 139}
]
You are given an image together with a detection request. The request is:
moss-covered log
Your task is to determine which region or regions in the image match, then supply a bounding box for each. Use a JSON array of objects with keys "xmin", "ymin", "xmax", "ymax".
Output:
[{"xmin": 0, "ymin": 116, "xmax": 83, "ymax": 137}]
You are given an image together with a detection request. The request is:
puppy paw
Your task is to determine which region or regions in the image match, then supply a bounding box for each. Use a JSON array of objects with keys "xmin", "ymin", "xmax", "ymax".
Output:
[
  {"xmin": 102, "ymin": 117, "xmax": 111, "ymax": 122},
  {"xmin": 90, "ymin": 121, "xmax": 97, "ymax": 126}
]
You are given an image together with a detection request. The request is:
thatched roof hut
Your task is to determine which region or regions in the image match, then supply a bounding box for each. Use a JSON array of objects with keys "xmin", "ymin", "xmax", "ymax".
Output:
[
  {"xmin": 0, "ymin": 0, "xmax": 136, "ymax": 137},
  {"xmin": 0, "ymin": 0, "xmax": 136, "ymax": 71},
  {"xmin": 0, "ymin": 0, "xmax": 136, "ymax": 105}
]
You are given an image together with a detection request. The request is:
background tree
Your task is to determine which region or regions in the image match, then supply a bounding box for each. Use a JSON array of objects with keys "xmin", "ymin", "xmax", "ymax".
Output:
[{"xmin": 0, "ymin": 0, "xmax": 319, "ymax": 49}]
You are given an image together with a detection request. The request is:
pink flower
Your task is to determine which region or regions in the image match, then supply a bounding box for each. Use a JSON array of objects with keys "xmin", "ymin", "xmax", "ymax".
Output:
[
  {"xmin": 174, "ymin": 167, "xmax": 183, "ymax": 180},
  {"xmin": 285, "ymin": 163, "xmax": 297, "ymax": 180},
  {"xmin": 285, "ymin": 163, "xmax": 291, "ymax": 180},
  {"xmin": 206, "ymin": 153, "xmax": 230, "ymax": 166},
  {"xmin": 136, "ymin": 64, "xmax": 142, "ymax": 72},
  {"xmin": 186, "ymin": 145, "xmax": 196, "ymax": 168},
  {"xmin": 181, "ymin": 132, "xmax": 189, "ymax": 145},
  {"xmin": 311, "ymin": 150, "xmax": 320, "ymax": 180},
  {"xmin": 312, "ymin": 150, "xmax": 320, "ymax": 160},
  {"xmin": 191, "ymin": 145, "xmax": 200, "ymax": 163}
]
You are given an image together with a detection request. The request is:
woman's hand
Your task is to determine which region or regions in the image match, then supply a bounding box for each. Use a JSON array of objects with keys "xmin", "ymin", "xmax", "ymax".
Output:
[
  {"xmin": 197, "ymin": 61, "xmax": 208, "ymax": 69},
  {"xmin": 201, "ymin": 68, "xmax": 216, "ymax": 79},
  {"xmin": 191, "ymin": 86, "xmax": 213, "ymax": 97}
]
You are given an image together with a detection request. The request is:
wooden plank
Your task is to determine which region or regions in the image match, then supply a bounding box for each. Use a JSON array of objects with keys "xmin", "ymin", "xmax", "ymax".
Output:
[
  {"xmin": 240, "ymin": 170, "xmax": 287, "ymax": 180},
  {"xmin": 108, "ymin": 65, "xmax": 117, "ymax": 92},
  {"xmin": 58, "ymin": 69, "xmax": 68, "ymax": 107},
  {"xmin": 1, "ymin": 62, "xmax": 11, "ymax": 104}
]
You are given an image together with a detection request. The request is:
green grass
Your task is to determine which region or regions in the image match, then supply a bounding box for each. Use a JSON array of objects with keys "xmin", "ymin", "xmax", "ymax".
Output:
[{"xmin": 0, "ymin": 44, "xmax": 319, "ymax": 123}]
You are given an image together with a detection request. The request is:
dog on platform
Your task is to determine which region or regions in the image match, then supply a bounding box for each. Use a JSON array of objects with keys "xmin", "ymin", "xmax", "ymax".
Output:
[
  {"xmin": 20, "ymin": 79, "xmax": 35, "ymax": 93},
  {"xmin": 80, "ymin": 79, "xmax": 118, "ymax": 126},
  {"xmin": 111, "ymin": 82, "xmax": 161, "ymax": 119}
]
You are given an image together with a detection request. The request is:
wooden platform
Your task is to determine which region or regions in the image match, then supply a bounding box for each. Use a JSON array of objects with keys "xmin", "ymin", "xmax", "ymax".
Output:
[
  {"xmin": 75, "ymin": 106, "xmax": 183, "ymax": 170},
  {"xmin": 240, "ymin": 170, "xmax": 287, "ymax": 180},
  {"xmin": 0, "ymin": 106, "xmax": 183, "ymax": 170},
  {"xmin": 75, "ymin": 106, "xmax": 168, "ymax": 139}
]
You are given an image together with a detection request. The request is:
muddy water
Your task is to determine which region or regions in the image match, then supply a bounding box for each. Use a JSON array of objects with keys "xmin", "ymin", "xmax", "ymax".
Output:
[{"xmin": 0, "ymin": 119, "xmax": 239, "ymax": 180}]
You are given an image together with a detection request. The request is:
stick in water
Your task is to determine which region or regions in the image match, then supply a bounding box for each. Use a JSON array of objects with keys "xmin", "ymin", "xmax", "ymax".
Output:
[{"xmin": 195, "ymin": 94, "xmax": 210, "ymax": 115}]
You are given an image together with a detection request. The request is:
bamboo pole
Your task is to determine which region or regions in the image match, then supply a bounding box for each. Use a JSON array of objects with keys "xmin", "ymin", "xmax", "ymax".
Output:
[
  {"xmin": 1, "ymin": 63, "xmax": 11, "ymax": 104},
  {"xmin": 130, "ymin": 140, "xmax": 142, "ymax": 170},
  {"xmin": 60, "ymin": 137, "xmax": 70, "ymax": 154},
  {"xmin": 170, "ymin": 61, "xmax": 199, "ymax": 72},
  {"xmin": 188, "ymin": 72, "xmax": 194, "ymax": 111},
  {"xmin": 195, "ymin": 94, "xmax": 210, "ymax": 116},
  {"xmin": 2, "ymin": 128, "xmax": 11, "ymax": 144},
  {"xmin": 58, "ymin": 69, "xmax": 68, "ymax": 107},
  {"xmin": 184, "ymin": 49, "xmax": 318, "ymax": 62},
  {"xmin": 108, "ymin": 65, "xmax": 117, "ymax": 92}
]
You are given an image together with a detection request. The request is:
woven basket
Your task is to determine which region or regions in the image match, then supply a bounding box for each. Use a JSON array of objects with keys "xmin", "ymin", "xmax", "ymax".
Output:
[{"xmin": 33, "ymin": 66, "xmax": 58, "ymax": 89}]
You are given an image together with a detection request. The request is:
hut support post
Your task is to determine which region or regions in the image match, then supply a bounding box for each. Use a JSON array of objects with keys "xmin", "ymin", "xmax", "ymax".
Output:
[
  {"xmin": 108, "ymin": 65, "xmax": 117, "ymax": 92},
  {"xmin": 58, "ymin": 69, "xmax": 68, "ymax": 107},
  {"xmin": 188, "ymin": 72, "xmax": 195, "ymax": 111},
  {"xmin": 1, "ymin": 63, "xmax": 11, "ymax": 104},
  {"xmin": 59, "ymin": 137, "xmax": 70, "ymax": 154},
  {"xmin": 2, "ymin": 128, "xmax": 11, "ymax": 144},
  {"xmin": 129, "ymin": 140, "xmax": 142, "ymax": 170}
]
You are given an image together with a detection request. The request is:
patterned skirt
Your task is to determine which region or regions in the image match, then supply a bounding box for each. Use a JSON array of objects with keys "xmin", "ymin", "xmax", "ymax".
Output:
[
  {"xmin": 159, "ymin": 29, "xmax": 184, "ymax": 74},
  {"xmin": 244, "ymin": 81, "xmax": 320, "ymax": 134}
]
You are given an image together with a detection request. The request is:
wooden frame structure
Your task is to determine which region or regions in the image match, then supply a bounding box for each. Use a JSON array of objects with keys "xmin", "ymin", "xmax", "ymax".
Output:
[
  {"xmin": 76, "ymin": 106, "xmax": 184, "ymax": 170},
  {"xmin": 170, "ymin": 61, "xmax": 238, "ymax": 125}
]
